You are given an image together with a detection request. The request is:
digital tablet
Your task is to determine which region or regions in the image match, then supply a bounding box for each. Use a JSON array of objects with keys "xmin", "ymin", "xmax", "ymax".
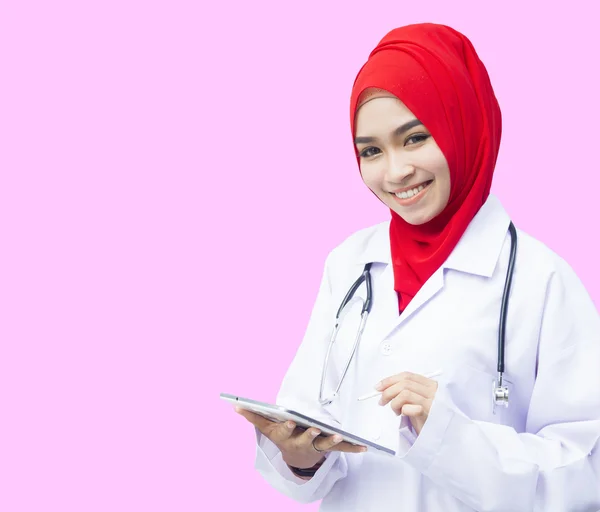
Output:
[{"xmin": 221, "ymin": 392, "xmax": 396, "ymax": 456}]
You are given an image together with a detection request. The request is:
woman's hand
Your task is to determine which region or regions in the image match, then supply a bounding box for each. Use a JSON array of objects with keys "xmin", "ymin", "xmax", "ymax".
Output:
[
  {"xmin": 377, "ymin": 371, "xmax": 439, "ymax": 435},
  {"xmin": 236, "ymin": 407, "xmax": 366, "ymax": 470}
]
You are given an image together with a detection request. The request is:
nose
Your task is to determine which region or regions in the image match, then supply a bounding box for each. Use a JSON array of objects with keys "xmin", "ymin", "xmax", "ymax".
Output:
[{"xmin": 385, "ymin": 152, "xmax": 415, "ymax": 184}]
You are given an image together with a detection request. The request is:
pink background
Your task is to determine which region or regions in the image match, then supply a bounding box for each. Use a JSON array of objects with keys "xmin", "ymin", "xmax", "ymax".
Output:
[{"xmin": 1, "ymin": 1, "xmax": 598, "ymax": 510}]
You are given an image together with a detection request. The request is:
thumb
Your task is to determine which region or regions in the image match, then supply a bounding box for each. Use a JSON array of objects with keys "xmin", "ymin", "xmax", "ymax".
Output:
[{"xmin": 400, "ymin": 404, "xmax": 423, "ymax": 416}]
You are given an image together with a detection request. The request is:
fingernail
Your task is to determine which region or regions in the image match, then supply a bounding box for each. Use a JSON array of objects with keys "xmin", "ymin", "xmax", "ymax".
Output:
[
  {"xmin": 311, "ymin": 430, "xmax": 319, "ymax": 437},
  {"xmin": 333, "ymin": 435, "xmax": 342, "ymax": 443},
  {"xmin": 286, "ymin": 421, "xmax": 294, "ymax": 429},
  {"xmin": 360, "ymin": 447, "xmax": 367, "ymax": 452},
  {"xmin": 375, "ymin": 381, "xmax": 383, "ymax": 391},
  {"xmin": 378, "ymin": 398, "xmax": 384, "ymax": 406}
]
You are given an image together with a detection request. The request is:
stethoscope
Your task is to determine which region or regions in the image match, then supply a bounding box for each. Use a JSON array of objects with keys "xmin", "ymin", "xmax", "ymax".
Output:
[{"xmin": 318, "ymin": 222, "xmax": 518, "ymax": 414}]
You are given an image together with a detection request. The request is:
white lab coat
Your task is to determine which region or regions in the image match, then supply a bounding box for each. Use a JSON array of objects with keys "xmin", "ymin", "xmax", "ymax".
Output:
[{"xmin": 253, "ymin": 195, "xmax": 600, "ymax": 511}]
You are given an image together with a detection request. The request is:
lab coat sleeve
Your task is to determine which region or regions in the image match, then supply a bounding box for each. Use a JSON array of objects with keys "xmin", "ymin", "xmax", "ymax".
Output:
[
  {"xmin": 253, "ymin": 251, "xmax": 349, "ymax": 503},
  {"xmin": 397, "ymin": 259, "xmax": 600, "ymax": 512}
]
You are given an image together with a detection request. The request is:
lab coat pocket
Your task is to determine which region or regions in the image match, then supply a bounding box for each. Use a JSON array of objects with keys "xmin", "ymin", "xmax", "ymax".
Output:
[{"xmin": 444, "ymin": 364, "xmax": 512, "ymax": 424}]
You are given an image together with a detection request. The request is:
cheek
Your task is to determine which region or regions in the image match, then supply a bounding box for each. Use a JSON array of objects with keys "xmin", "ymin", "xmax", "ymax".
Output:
[
  {"xmin": 359, "ymin": 164, "xmax": 381, "ymax": 192},
  {"xmin": 422, "ymin": 149, "xmax": 451, "ymax": 197},
  {"xmin": 436, "ymin": 163, "xmax": 451, "ymax": 201}
]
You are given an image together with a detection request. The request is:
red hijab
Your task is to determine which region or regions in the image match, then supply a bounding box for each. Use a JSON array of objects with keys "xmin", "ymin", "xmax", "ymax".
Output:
[{"xmin": 350, "ymin": 23, "xmax": 502, "ymax": 312}]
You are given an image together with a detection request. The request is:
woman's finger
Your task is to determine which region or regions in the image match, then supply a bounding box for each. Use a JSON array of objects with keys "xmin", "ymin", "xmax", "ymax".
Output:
[
  {"xmin": 379, "ymin": 380, "xmax": 429, "ymax": 407},
  {"xmin": 269, "ymin": 420, "xmax": 298, "ymax": 444},
  {"xmin": 235, "ymin": 407, "xmax": 274, "ymax": 433},
  {"xmin": 295, "ymin": 427, "xmax": 322, "ymax": 450},
  {"xmin": 327, "ymin": 440, "xmax": 367, "ymax": 454},
  {"xmin": 313, "ymin": 435, "xmax": 367, "ymax": 454},
  {"xmin": 389, "ymin": 389, "xmax": 427, "ymax": 416},
  {"xmin": 377, "ymin": 372, "xmax": 439, "ymax": 392},
  {"xmin": 312, "ymin": 433, "xmax": 343, "ymax": 452},
  {"xmin": 400, "ymin": 404, "xmax": 423, "ymax": 416},
  {"xmin": 235, "ymin": 408, "xmax": 298, "ymax": 444},
  {"xmin": 404, "ymin": 372, "xmax": 440, "ymax": 389}
]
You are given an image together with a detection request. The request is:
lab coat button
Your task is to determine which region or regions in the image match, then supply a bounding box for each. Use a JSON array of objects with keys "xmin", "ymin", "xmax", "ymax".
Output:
[{"xmin": 380, "ymin": 342, "xmax": 393, "ymax": 355}]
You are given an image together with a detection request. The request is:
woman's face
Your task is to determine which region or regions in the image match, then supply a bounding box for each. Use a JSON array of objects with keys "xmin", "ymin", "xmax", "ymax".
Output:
[{"xmin": 354, "ymin": 94, "xmax": 451, "ymax": 225}]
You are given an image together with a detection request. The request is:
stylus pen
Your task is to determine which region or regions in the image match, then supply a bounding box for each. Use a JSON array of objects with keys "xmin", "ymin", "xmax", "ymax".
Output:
[{"xmin": 357, "ymin": 370, "xmax": 443, "ymax": 401}]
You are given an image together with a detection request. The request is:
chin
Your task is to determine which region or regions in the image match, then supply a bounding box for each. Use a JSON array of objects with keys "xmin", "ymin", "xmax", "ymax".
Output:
[
  {"xmin": 388, "ymin": 206, "xmax": 430, "ymax": 225},
  {"xmin": 383, "ymin": 193, "xmax": 446, "ymax": 226},
  {"xmin": 403, "ymin": 216, "xmax": 431, "ymax": 226},
  {"xmin": 394, "ymin": 208, "xmax": 440, "ymax": 226}
]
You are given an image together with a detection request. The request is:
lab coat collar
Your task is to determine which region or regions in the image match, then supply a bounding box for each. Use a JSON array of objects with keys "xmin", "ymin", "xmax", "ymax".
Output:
[
  {"xmin": 355, "ymin": 194, "xmax": 511, "ymax": 337},
  {"xmin": 355, "ymin": 194, "xmax": 511, "ymax": 278},
  {"xmin": 442, "ymin": 194, "xmax": 512, "ymax": 278},
  {"xmin": 354, "ymin": 221, "xmax": 392, "ymax": 265}
]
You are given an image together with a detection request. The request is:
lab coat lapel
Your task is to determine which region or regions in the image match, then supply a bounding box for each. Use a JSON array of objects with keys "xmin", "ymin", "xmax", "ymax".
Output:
[
  {"xmin": 368, "ymin": 263, "xmax": 400, "ymax": 343},
  {"xmin": 371, "ymin": 263, "xmax": 445, "ymax": 343},
  {"xmin": 359, "ymin": 194, "xmax": 510, "ymax": 344},
  {"xmin": 399, "ymin": 268, "xmax": 445, "ymax": 321}
]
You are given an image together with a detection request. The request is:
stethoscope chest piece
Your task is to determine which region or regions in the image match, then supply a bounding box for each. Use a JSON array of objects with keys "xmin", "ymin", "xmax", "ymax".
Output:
[{"xmin": 492, "ymin": 377, "xmax": 509, "ymax": 414}]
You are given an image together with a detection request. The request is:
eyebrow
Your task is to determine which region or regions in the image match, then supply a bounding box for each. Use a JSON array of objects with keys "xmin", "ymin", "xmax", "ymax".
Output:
[{"xmin": 354, "ymin": 119, "xmax": 424, "ymax": 145}]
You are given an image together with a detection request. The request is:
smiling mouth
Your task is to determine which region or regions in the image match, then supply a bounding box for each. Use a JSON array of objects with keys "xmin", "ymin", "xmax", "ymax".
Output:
[{"xmin": 391, "ymin": 180, "xmax": 433, "ymax": 200}]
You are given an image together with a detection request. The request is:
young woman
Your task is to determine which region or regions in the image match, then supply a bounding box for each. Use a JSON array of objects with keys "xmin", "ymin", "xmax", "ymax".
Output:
[{"xmin": 235, "ymin": 23, "xmax": 600, "ymax": 511}]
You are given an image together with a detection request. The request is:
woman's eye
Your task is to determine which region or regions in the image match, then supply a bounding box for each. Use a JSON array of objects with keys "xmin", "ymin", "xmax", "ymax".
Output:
[
  {"xmin": 359, "ymin": 147, "xmax": 381, "ymax": 158},
  {"xmin": 405, "ymin": 133, "xmax": 430, "ymax": 146}
]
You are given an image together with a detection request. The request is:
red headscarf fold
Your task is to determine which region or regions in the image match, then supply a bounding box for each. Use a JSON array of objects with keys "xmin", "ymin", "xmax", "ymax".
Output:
[{"xmin": 350, "ymin": 23, "xmax": 502, "ymax": 312}]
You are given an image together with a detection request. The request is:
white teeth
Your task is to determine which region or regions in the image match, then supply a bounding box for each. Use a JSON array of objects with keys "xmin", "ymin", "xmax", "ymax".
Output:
[{"xmin": 395, "ymin": 183, "xmax": 427, "ymax": 199}]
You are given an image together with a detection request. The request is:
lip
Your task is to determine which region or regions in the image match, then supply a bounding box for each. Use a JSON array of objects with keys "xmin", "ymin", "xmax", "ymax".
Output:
[
  {"xmin": 390, "ymin": 180, "xmax": 433, "ymax": 207},
  {"xmin": 390, "ymin": 180, "xmax": 432, "ymax": 194}
]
